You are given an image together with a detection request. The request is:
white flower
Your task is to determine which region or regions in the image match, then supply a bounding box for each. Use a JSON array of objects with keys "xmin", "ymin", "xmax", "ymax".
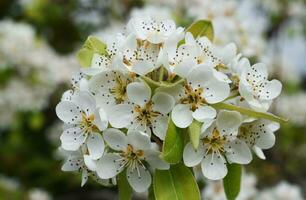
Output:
[
  {"xmin": 121, "ymin": 34, "xmax": 163, "ymax": 75},
  {"xmin": 56, "ymin": 91, "xmax": 108, "ymax": 159},
  {"xmin": 161, "ymin": 31, "xmax": 199, "ymax": 76},
  {"xmin": 82, "ymin": 35, "xmax": 126, "ymax": 76},
  {"xmin": 128, "ymin": 16, "xmax": 177, "ymax": 44},
  {"xmin": 238, "ymin": 120, "xmax": 279, "ymax": 159},
  {"xmin": 185, "ymin": 33, "xmax": 236, "ymax": 83},
  {"xmin": 170, "ymin": 66, "xmax": 230, "ymax": 128},
  {"xmin": 88, "ymin": 70, "xmax": 133, "ymax": 110},
  {"xmin": 61, "ymin": 148, "xmax": 112, "ymax": 187},
  {"xmin": 61, "ymin": 71, "xmax": 88, "ymax": 101},
  {"xmin": 183, "ymin": 110, "xmax": 252, "ymax": 180},
  {"xmin": 239, "ymin": 63, "xmax": 282, "ymax": 111},
  {"xmin": 108, "ymin": 81, "xmax": 175, "ymax": 140},
  {"xmin": 96, "ymin": 129, "xmax": 169, "ymax": 192}
]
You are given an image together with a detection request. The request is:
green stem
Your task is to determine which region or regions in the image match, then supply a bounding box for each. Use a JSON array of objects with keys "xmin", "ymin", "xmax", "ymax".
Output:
[
  {"xmin": 159, "ymin": 67, "xmax": 164, "ymax": 82},
  {"xmin": 211, "ymin": 103, "xmax": 288, "ymax": 124},
  {"xmin": 141, "ymin": 76, "xmax": 185, "ymax": 88}
]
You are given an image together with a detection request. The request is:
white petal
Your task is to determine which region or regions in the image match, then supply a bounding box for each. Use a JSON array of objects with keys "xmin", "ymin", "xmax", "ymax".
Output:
[
  {"xmin": 183, "ymin": 142, "xmax": 205, "ymax": 167},
  {"xmin": 256, "ymin": 131, "xmax": 275, "ymax": 149},
  {"xmin": 131, "ymin": 60, "xmax": 154, "ymax": 76},
  {"xmin": 127, "ymin": 82, "xmax": 151, "ymax": 106},
  {"xmin": 81, "ymin": 169, "xmax": 89, "ymax": 187},
  {"xmin": 171, "ymin": 104, "xmax": 193, "ymax": 128},
  {"xmin": 96, "ymin": 153, "xmax": 122, "ymax": 179},
  {"xmin": 155, "ymin": 84, "xmax": 184, "ymax": 102},
  {"xmin": 152, "ymin": 115, "xmax": 169, "ymax": 140},
  {"xmin": 225, "ymin": 140, "xmax": 252, "ymax": 164},
  {"xmin": 84, "ymin": 155, "xmax": 97, "ymax": 171},
  {"xmin": 108, "ymin": 104, "xmax": 134, "ymax": 128},
  {"xmin": 62, "ymin": 155, "xmax": 82, "ymax": 171},
  {"xmin": 245, "ymin": 63, "xmax": 268, "ymax": 84},
  {"xmin": 253, "ymin": 146, "xmax": 266, "ymax": 160},
  {"xmin": 152, "ymin": 92, "xmax": 175, "ymax": 114},
  {"xmin": 72, "ymin": 91, "xmax": 96, "ymax": 115},
  {"xmin": 187, "ymin": 65, "xmax": 214, "ymax": 88},
  {"xmin": 126, "ymin": 166, "xmax": 152, "ymax": 193},
  {"xmin": 203, "ymin": 80, "xmax": 230, "ymax": 104},
  {"xmin": 200, "ymin": 119, "xmax": 215, "ymax": 135},
  {"xmin": 60, "ymin": 127, "xmax": 86, "ymax": 151},
  {"xmin": 86, "ymin": 132, "xmax": 105, "ymax": 160},
  {"xmin": 127, "ymin": 130, "xmax": 151, "ymax": 150},
  {"xmin": 174, "ymin": 59, "xmax": 197, "ymax": 78},
  {"xmin": 103, "ymin": 128, "xmax": 127, "ymax": 151},
  {"xmin": 145, "ymin": 150, "xmax": 170, "ymax": 170},
  {"xmin": 201, "ymin": 154, "xmax": 227, "ymax": 180},
  {"xmin": 192, "ymin": 106, "xmax": 216, "ymax": 122},
  {"xmin": 56, "ymin": 101, "xmax": 82, "ymax": 124},
  {"xmin": 216, "ymin": 110, "xmax": 242, "ymax": 136},
  {"xmin": 94, "ymin": 108, "xmax": 108, "ymax": 131},
  {"xmin": 258, "ymin": 80, "xmax": 282, "ymax": 100}
]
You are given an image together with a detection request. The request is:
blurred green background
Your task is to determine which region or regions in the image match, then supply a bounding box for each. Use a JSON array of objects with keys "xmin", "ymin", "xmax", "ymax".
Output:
[{"xmin": 0, "ymin": 0, "xmax": 305, "ymax": 199}]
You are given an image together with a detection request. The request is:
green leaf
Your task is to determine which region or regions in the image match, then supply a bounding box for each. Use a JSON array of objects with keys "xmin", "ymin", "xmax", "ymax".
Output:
[
  {"xmin": 153, "ymin": 164, "xmax": 201, "ymax": 200},
  {"xmin": 223, "ymin": 164, "xmax": 242, "ymax": 200},
  {"xmin": 212, "ymin": 103, "xmax": 288, "ymax": 124},
  {"xmin": 118, "ymin": 170, "xmax": 132, "ymax": 200},
  {"xmin": 188, "ymin": 120, "xmax": 202, "ymax": 150},
  {"xmin": 162, "ymin": 120, "xmax": 185, "ymax": 164},
  {"xmin": 77, "ymin": 36, "xmax": 108, "ymax": 68},
  {"xmin": 186, "ymin": 20, "xmax": 214, "ymax": 41},
  {"xmin": 77, "ymin": 49, "xmax": 93, "ymax": 68}
]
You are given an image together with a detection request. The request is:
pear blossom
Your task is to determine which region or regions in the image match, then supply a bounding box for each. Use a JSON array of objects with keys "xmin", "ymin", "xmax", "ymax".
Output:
[
  {"xmin": 62, "ymin": 72, "xmax": 89, "ymax": 101},
  {"xmin": 183, "ymin": 110, "xmax": 252, "ymax": 180},
  {"xmin": 60, "ymin": 148, "xmax": 113, "ymax": 187},
  {"xmin": 108, "ymin": 81, "xmax": 175, "ymax": 139},
  {"xmin": 96, "ymin": 129, "xmax": 169, "ymax": 192},
  {"xmin": 88, "ymin": 70, "xmax": 133, "ymax": 110},
  {"xmin": 239, "ymin": 63, "xmax": 282, "ymax": 111},
  {"xmin": 56, "ymin": 91, "xmax": 108, "ymax": 159},
  {"xmin": 121, "ymin": 34, "xmax": 163, "ymax": 75},
  {"xmin": 238, "ymin": 119, "xmax": 279, "ymax": 159},
  {"xmin": 171, "ymin": 66, "xmax": 230, "ymax": 128},
  {"xmin": 82, "ymin": 35, "xmax": 126, "ymax": 76},
  {"xmin": 128, "ymin": 17, "xmax": 177, "ymax": 44}
]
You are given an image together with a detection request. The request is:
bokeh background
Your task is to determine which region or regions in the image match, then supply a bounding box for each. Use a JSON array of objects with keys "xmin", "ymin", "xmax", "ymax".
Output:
[{"xmin": 0, "ymin": 0, "xmax": 305, "ymax": 199}]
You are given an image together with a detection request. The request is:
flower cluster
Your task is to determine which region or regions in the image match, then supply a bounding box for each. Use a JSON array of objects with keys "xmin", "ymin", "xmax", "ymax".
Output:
[{"xmin": 56, "ymin": 16, "xmax": 282, "ymax": 192}]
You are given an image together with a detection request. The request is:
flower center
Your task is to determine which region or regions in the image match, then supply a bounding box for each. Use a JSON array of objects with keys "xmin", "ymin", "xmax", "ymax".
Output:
[
  {"xmin": 119, "ymin": 144, "xmax": 145, "ymax": 170},
  {"xmin": 203, "ymin": 128, "xmax": 227, "ymax": 154},
  {"xmin": 134, "ymin": 102, "xmax": 160, "ymax": 126},
  {"xmin": 180, "ymin": 84, "xmax": 207, "ymax": 111},
  {"xmin": 79, "ymin": 113, "xmax": 99, "ymax": 134},
  {"xmin": 109, "ymin": 74, "xmax": 130, "ymax": 104}
]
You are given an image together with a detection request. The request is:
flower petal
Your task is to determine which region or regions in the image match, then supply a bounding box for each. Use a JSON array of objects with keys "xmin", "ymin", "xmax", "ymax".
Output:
[
  {"xmin": 171, "ymin": 104, "xmax": 193, "ymax": 128},
  {"xmin": 202, "ymin": 80, "xmax": 230, "ymax": 104},
  {"xmin": 183, "ymin": 142, "xmax": 205, "ymax": 167},
  {"xmin": 152, "ymin": 115, "xmax": 169, "ymax": 140},
  {"xmin": 60, "ymin": 127, "xmax": 86, "ymax": 151},
  {"xmin": 72, "ymin": 91, "xmax": 96, "ymax": 115},
  {"xmin": 127, "ymin": 82, "xmax": 151, "ymax": 107},
  {"xmin": 81, "ymin": 169, "xmax": 89, "ymax": 187},
  {"xmin": 86, "ymin": 132, "xmax": 105, "ymax": 160},
  {"xmin": 96, "ymin": 153, "xmax": 122, "ymax": 179},
  {"xmin": 62, "ymin": 155, "xmax": 82, "ymax": 171},
  {"xmin": 103, "ymin": 128, "xmax": 127, "ymax": 151},
  {"xmin": 225, "ymin": 140, "xmax": 252, "ymax": 164},
  {"xmin": 126, "ymin": 166, "xmax": 152, "ymax": 193},
  {"xmin": 127, "ymin": 130, "xmax": 151, "ymax": 150},
  {"xmin": 84, "ymin": 155, "xmax": 97, "ymax": 171},
  {"xmin": 94, "ymin": 108, "xmax": 108, "ymax": 131},
  {"xmin": 108, "ymin": 104, "xmax": 134, "ymax": 128},
  {"xmin": 145, "ymin": 150, "xmax": 170, "ymax": 170},
  {"xmin": 216, "ymin": 110, "xmax": 242, "ymax": 136},
  {"xmin": 201, "ymin": 153, "xmax": 227, "ymax": 180},
  {"xmin": 192, "ymin": 106, "xmax": 216, "ymax": 122},
  {"xmin": 152, "ymin": 92, "xmax": 175, "ymax": 114},
  {"xmin": 258, "ymin": 80, "xmax": 282, "ymax": 100},
  {"xmin": 56, "ymin": 101, "xmax": 82, "ymax": 124},
  {"xmin": 253, "ymin": 145, "xmax": 266, "ymax": 160}
]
